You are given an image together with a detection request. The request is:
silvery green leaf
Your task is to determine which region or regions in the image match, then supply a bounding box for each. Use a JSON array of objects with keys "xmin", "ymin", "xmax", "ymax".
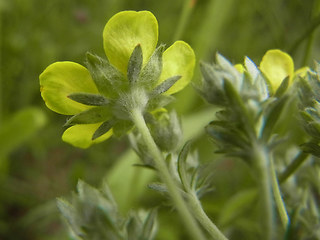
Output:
[
  {"xmin": 140, "ymin": 208, "xmax": 158, "ymax": 240},
  {"xmin": 56, "ymin": 198, "xmax": 83, "ymax": 236},
  {"xmin": 140, "ymin": 45, "xmax": 165, "ymax": 89},
  {"xmin": 127, "ymin": 44, "xmax": 143, "ymax": 85},
  {"xmin": 86, "ymin": 52, "xmax": 126, "ymax": 98},
  {"xmin": 178, "ymin": 141, "xmax": 192, "ymax": 191},
  {"xmin": 244, "ymin": 57, "xmax": 259, "ymax": 81},
  {"xmin": 68, "ymin": 92, "xmax": 109, "ymax": 106},
  {"xmin": 261, "ymin": 96, "xmax": 288, "ymax": 142}
]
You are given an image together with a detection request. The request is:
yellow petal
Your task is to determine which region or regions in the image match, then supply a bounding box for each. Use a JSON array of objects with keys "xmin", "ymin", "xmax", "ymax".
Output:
[
  {"xmin": 158, "ymin": 41, "xmax": 195, "ymax": 95},
  {"xmin": 103, "ymin": 11, "xmax": 158, "ymax": 75},
  {"xmin": 62, "ymin": 123, "xmax": 113, "ymax": 148},
  {"xmin": 295, "ymin": 66, "xmax": 309, "ymax": 78},
  {"xmin": 40, "ymin": 62, "xmax": 98, "ymax": 115},
  {"xmin": 260, "ymin": 49, "xmax": 294, "ymax": 90},
  {"xmin": 234, "ymin": 64, "xmax": 245, "ymax": 73}
]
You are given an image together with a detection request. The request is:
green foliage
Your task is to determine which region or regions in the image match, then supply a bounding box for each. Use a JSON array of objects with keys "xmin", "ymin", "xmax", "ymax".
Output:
[{"xmin": 57, "ymin": 180, "xmax": 157, "ymax": 240}]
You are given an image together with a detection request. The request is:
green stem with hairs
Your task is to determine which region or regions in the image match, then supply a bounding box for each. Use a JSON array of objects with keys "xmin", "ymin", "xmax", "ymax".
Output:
[
  {"xmin": 188, "ymin": 192, "xmax": 228, "ymax": 240},
  {"xmin": 253, "ymin": 144, "xmax": 274, "ymax": 240},
  {"xmin": 279, "ymin": 152, "xmax": 309, "ymax": 184},
  {"xmin": 270, "ymin": 155, "xmax": 289, "ymax": 229},
  {"xmin": 130, "ymin": 108, "xmax": 206, "ymax": 240}
]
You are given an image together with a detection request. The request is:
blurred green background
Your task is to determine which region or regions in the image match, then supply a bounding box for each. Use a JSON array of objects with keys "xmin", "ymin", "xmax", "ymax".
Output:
[{"xmin": 0, "ymin": 0, "xmax": 319, "ymax": 239}]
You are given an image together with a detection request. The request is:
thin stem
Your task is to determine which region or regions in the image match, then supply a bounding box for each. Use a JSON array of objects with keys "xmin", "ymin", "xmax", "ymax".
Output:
[
  {"xmin": 172, "ymin": 0, "xmax": 196, "ymax": 42},
  {"xmin": 188, "ymin": 192, "xmax": 228, "ymax": 240},
  {"xmin": 288, "ymin": 14, "xmax": 320, "ymax": 55},
  {"xmin": 253, "ymin": 144, "xmax": 274, "ymax": 240},
  {"xmin": 130, "ymin": 108, "xmax": 206, "ymax": 240},
  {"xmin": 279, "ymin": 152, "xmax": 309, "ymax": 184},
  {"xmin": 270, "ymin": 155, "xmax": 289, "ymax": 229}
]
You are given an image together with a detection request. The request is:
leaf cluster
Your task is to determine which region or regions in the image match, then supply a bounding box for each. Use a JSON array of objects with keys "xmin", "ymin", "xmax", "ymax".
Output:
[{"xmin": 57, "ymin": 180, "xmax": 157, "ymax": 240}]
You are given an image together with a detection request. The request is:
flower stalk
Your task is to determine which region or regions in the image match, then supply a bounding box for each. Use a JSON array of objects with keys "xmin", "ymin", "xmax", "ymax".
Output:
[{"xmin": 130, "ymin": 108, "xmax": 206, "ymax": 240}]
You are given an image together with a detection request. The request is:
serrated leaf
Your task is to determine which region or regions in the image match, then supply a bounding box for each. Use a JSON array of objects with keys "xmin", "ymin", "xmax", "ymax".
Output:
[
  {"xmin": 92, "ymin": 120, "xmax": 114, "ymax": 140},
  {"xmin": 152, "ymin": 75, "xmax": 181, "ymax": 95},
  {"xmin": 68, "ymin": 92, "xmax": 109, "ymax": 106},
  {"xmin": 65, "ymin": 106, "xmax": 112, "ymax": 126},
  {"xmin": 127, "ymin": 44, "xmax": 143, "ymax": 84},
  {"xmin": 178, "ymin": 142, "xmax": 192, "ymax": 191}
]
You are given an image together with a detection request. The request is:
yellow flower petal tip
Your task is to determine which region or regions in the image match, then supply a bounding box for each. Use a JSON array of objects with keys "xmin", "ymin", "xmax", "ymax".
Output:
[
  {"xmin": 260, "ymin": 49, "xmax": 294, "ymax": 90},
  {"xmin": 39, "ymin": 61, "xmax": 98, "ymax": 115},
  {"xmin": 234, "ymin": 64, "xmax": 245, "ymax": 73},
  {"xmin": 103, "ymin": 11, "xmax": 158, "ymax": 75}
]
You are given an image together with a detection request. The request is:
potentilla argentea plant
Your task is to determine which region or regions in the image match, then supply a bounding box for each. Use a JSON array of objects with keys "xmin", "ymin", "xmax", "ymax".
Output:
[{"xmin": 40, "ymin": 10, "xmax": 320, "ymax": 240}]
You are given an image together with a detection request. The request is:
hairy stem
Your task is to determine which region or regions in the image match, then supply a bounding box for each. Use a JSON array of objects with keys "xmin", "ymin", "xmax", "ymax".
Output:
[
  {"xmin": 279, "ymin": 152, "xmax": 309, "ymax": 183},
  {"xmin": 270, "ymin": 155, "xmax": 289, "ymax": 229},
  {"xmin": 253, "ymin": 144, "xmax": 274, "ymax": 240},
  {"xmin": 130, "ymin": 108, "xmax": 206, "ymax": 240},
  {"xmin": 188, "ymin": 192, "xmax": 228, "ymax": 240}
]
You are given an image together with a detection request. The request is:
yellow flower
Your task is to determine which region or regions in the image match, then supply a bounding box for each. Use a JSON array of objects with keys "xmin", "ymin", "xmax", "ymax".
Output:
[
  {"xmin": 260, "ymin": 49, "xmax": 308, "ymax": 91},
  {"xmin": 39, "ymin": 11, "xmax": 195, "ymax": 148}
]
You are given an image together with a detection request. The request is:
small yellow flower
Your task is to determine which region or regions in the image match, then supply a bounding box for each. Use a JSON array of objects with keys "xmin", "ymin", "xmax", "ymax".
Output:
[
  {"xmin": 260, "ymin": 49, "xmax": 308, "ymax": 90},
  {"xmin": 39, "ymin": 11, "xmax": 195, "ymax": 148}
]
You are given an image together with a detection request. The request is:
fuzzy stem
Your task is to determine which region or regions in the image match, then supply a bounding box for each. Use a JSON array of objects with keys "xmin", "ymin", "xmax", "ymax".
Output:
[
  {"xmin": 188, "ymin": 192, "xmax": 228, "ymax": 240},
  {"xmin": 270, "ymin": 155, "xmax": 289, "ymax": 229},
  {"xmin": 253, "ymin": 144, "xmax": 274, "ymax": 240},
  {"xmin": 130, "ymin": 108, "xmax": 206, "ymax": 240},
  {"xmin": 279, "ymin": 152, "xmax": 309, "ymax": 183}
]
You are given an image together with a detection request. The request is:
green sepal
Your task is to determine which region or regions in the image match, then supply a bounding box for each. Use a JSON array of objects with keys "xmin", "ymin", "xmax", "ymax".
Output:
[
  {"xmin": 127, "ymin": 44, "xmax": 143, "ymax": 84},
  {"xmin": 68, "ymin": 92, "xmax": 109, "ymax": 106},
  {"xmin": 177, "ymin": 141, "xmax": 192, "ymax": 191},
  {"xmin": 92, "ymin": 120, "xmax": 114, "ymax": 140},
  {"xmin": 86, "ymin": 52, "xmax": 127, "ymax": 98},
  {"xmin": 152, "ymin": 75, "xmax": 181, "ymax": 95},
  {"xmin": 139, "ymin": 45, "xmax": 165, "ymax": 89},
  {"xmin": 112, "ymin": 120, "xmax": 134, "ymax": 138},
  {"xmin": 147, "ymin": 94, "xmax": 175, "ymax": 112},
  {"xmin": 261, "ymin": 96, "xmax": 289, "ymax": 142},
  {"xmin": 223, "ymin": 80, "xmax": 254, "ymax": 134},
  {"xmin": 198, "ymin": 61, "xmax": 226, "ymax": 105},
  {"xmin": 274, "ymin": 76, "xmax": 290, "ymax": 98},
  {"xmin": 65, "ymin": 106, "xmax": 111, "ymax": 126},
  {"xmin": 206, "ymin": 121, "xmax": 250, "ymax": 150}
]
